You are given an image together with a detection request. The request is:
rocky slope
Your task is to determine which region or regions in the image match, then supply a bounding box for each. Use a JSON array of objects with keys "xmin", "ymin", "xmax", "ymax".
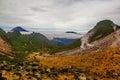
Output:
[
  {"xmin": 0, "ymin": 28, "xmax": 13, "ymax": 56},
  {"xmin": 80, "ymin": 29, "xmax": 120, "ymax": 54},
  {"xmin": 0, "ymin": 37, "xmax": 13, "ymax": 56}
]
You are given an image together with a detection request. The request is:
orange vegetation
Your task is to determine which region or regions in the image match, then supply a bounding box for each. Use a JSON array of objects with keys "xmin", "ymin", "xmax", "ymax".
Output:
[
  {"xmin": 28, "ymin": 46, "xmax": 120, "ymax": 79},
  {"xmin": 2, "ymin": 46, "xmax": 120, "ymax": 80}
]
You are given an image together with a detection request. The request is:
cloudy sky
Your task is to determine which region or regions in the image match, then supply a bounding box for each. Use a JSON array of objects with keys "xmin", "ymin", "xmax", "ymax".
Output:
[{"xmin": 0, "ymin": 0, "xmax": 120, "ymax": 32}]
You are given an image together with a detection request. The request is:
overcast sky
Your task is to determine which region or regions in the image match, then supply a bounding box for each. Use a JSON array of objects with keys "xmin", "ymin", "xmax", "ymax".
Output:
[{"xmin": 0, "ymin": 0, "xmax": 120, "ymax": 32}]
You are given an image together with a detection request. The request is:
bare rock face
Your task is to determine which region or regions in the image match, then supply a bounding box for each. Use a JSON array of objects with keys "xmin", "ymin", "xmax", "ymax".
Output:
[
  {"xmin": 80, "ymin": 29, "xmax": 120, "ymax": 54},
  {"xmin": 111, "ymin": 29, "xmax": 120, "ymax": 47}
]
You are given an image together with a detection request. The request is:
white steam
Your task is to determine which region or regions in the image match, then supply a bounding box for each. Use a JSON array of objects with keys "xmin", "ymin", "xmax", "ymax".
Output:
[{"xmin": 80, "ymin": 31, "xmax": 94, "ymax": 49}]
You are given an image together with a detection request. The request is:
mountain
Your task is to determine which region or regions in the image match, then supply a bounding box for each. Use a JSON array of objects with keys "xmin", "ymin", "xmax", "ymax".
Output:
[
  {"xmin": 0, "ymin": 27, "xmax": 56, "ymax": 60},
  {"xmin": 55, "ymin": 28, "xmax": 120, "ymax": 56},
  {"xmin": 52, "ymin": 20, "xmax": 120, "ymax": 53},
  {"xmin": 52, "ymin": 38, "xmax": 77, "ymax": 46},
  {"xmin": 80, "ymin": 20, "xmax": 119, "ymax": 49},
  {"xmin": 66, "ymin": 31, "xmax": 81, "ymax": 35},
  {"xmin": 0, "ymin": 20, "xmax": 119, "ymax": 56},
  {"xmin": 55, "ymin": 20, "xmax": 120, "ymax": 55},
  {"xmin": 80, "ymin": 20, "xmax": 120, "ymax": 49},
  {"xmin": 66, "ymin": 31, "xmax": 77, "ymax": 34},
  {"xmin": 11, "ymin": 26, "xmax": 28, "ymax": 32},
  {"xmin": 7, "ymin": 31, "xmax": 55, "ymax": 54},
  {"xmin": 89, "ymin": 20, "xmax": 120, "ymax": 42}
]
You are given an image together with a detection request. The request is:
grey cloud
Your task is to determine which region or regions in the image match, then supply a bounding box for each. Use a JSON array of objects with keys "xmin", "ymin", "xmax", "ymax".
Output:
[
  {"xmin": 30, "ymin": 7, "xmax": 47, "ymax": 12},
  {"xmin": 0, "ymin": 15, "xmax": 28, "ymax": 24},
  {"xmin": 53, "ymin": 0, "xmax": 85, "ymax": 7},
  {"xmin": 0, "ymin": 12, "xmax": 4, "ymax": 15},
  {"xmin": 105, "ymin": 7, "xmax": 120, "ymax": 15},
  {"xmin": 0, "ymin": 0, "xmax": 120, "ymax": 32},
  {"xmin": 54, "ymin": 0, "xmax": 111, "ymax": 6},
  {"xmin": 116, "ymin": 7, "xmax": 120, "ymax": 10}
]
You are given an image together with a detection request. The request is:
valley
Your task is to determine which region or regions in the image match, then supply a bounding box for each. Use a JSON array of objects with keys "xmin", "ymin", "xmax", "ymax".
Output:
[
  {"xmin": 0, "ymin": 0, "xmax": 120, "ymax": 79},
  {"xmin": 0, "ymin": 20, "xmax": 120, "ymax": 80}
]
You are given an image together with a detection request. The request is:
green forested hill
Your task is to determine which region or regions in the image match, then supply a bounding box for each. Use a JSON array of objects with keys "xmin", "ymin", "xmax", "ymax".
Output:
[
  {"xmin": 89, "ymin": 20, "xmax": 119, "ymax": 42},
  {"xmin": 7, "ymin": 31, "xmax": 55, "ymax": 53}
]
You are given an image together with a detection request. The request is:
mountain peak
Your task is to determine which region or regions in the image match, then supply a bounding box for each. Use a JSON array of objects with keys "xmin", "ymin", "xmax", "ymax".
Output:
[
  {"xmin": 80, "ymin": 19, "xmax": 120, "ymax": 49},
  {"xmin": 95, "ymin": 19, "xmax": 114, "ymax": 28},
  {"xmin": 88, "ymin": 19, "xmax": 119, "ymax": 42},
  {"xmin": 11, "ymin": 26, "xmax": 28, "ymax": 32},
  {"xmin": 97, "ymin": 19, "xmax": 113, "ymax": 24}
]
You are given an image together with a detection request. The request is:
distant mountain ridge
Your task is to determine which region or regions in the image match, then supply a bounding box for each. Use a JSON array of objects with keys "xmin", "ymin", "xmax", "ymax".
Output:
[
  {"xmin": 52, "ymin": 38, "xmax": 77, "ymax": 46},
  {"xmin": 11, "ymin": 26, "xmax": 28, "ymax": 32},
  {"xmin": 66, "ymin": 31, "xmax": 81, "ymax": 35},
  {"xmin": 66, "ymin": 31, "xmax": 77, "ymax": 34}
]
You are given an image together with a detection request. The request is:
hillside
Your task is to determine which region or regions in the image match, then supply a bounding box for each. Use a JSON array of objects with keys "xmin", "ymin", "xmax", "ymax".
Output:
[
  {"xmin": 0, "ymin": 27, "xmax": 56, "ymax": 62},
  {"xmin": 50, "ymin": 20, "xmax": 120, "ymax": 53},
  {"xmin": 0, "ymin": 37, "xmax": 13, "ymax": 56},
  {"xmin": 0, "ymin": 28, "xmax": 9, "ymax": 42},
  {"xmin": 0, "ymin": 45, "xmax": 119, "ymax": 80},
  {"xmin": 36, "ymin": 46, "xmax": 120, "ymax": 80},
  {"xmin": 55, "ymin": 29, "xmax": 120, "ymax": 56},
  {"xmin": 0, "ymin": 28, "xmax": 13, "ymax": 56}
]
